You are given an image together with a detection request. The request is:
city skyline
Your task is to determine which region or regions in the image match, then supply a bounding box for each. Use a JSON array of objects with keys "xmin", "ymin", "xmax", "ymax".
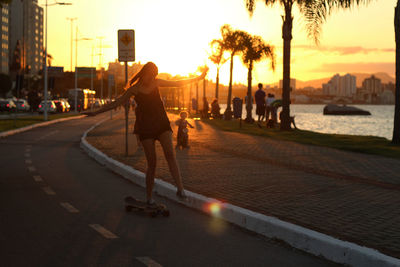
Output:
[{"xmin": 38, "ymin": 0, "xmax": 395, "ymax": 85}]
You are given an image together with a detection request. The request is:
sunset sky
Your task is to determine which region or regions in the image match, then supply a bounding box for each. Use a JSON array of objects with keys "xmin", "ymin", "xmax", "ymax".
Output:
[{"xmin": 40, "ymin": 0, "xmax": 395, "ymax": 86}]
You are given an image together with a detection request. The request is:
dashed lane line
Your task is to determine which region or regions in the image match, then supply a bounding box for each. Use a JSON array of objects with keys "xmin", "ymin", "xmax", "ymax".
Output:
[
  {"xmin": 136, "ymin": 257, "xmax": 163, "ymax": 267},
  {"xmin": 25, "ymin": 159, "xmax": 32, "ymax": 164},
  {"xmin": 24, "ymin": 153, "xmax": 30, "ymax": 158},
  {"xmin": 33, "ymin": 175, "xmax": 43, "ymax": 182},
  {"xmin": 60, "ymin": 202, "xmax": 79, "ymax": 213},
  {"xmin": 28, "ymin": 166, "xmax": 36, "ymax": 172},
  {"xmin": 42, "ymin": 186, "xmax": 56, "ymax": 195},
  {"xmin": 89, "ymin": 224, "xmax": 118, "ymax": 239}
]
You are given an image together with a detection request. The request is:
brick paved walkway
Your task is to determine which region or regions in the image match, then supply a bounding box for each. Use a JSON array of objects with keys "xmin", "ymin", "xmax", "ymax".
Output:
[{"xmin": 86, "ymin": 111, "xmax": 400, "ymax": 259}]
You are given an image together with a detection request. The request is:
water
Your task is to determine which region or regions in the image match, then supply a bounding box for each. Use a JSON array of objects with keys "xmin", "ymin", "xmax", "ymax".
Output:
[{"xmin": 219, "ymin": 104, "xmax": 395, "ymax": 140}]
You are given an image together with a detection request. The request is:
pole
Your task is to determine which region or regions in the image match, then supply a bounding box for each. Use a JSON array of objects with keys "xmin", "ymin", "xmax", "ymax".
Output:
[
  {"xmin": 124, "ymin": 61, "xmax": 129, "ymax": 156},
  {"xmin": 44, "ymin": 0, "xmax": 48, "ymax": 121},
  {"xmin": 74, "ymin": 26, "xmax": 78, "ymax": 113},
  {"xmin": 66, "ymin": 17, "xmax": 76, "ymax": 72}
]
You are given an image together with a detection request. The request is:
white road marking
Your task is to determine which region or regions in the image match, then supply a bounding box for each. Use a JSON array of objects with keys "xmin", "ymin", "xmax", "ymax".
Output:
[
  {"xmin": 42, "ymin": 186, "xmax": 56, "ymax": 195},
  {"xmin": 28, "ymin": 166, "xmax": 36, "ymax": 172},
  {"xmin": 26, "ymin": 145, "xmax": 32, "ymax": 148},
  {"xmin": 136, "ymin": 257, "xmax": 163, "ymax": 267},
  {"xmin": 89, "ymin": 224, "xmax": 118, "ymax": 239},
  {"xmin": 36, "ymin": 130, "xmax": 59, "ymax": 141},
  {"xmin": 33, "ymin": 175, "xmax": 43, "ymax": 182},
  {"xmin": 24, "ymin": 153, "xmax": 30, "ymax": 158},
  {"xmin": 60, "ymin": 202, "xmax": 79, "ymax": 213},
  {"xmin": 25, "ymin": 148, "xmax": 31, "ymax": 153},
  {"xmin": 25, "ymin": 159, "xmax": 32, "ymax": 164}
]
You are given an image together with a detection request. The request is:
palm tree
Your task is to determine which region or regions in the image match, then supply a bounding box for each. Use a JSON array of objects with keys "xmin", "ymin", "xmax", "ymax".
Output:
[
  {"xmin": 220, "ymin": 24, "xmax": 247, "ymax": 119},
  {"xmin": 241, "ymin": 33, "xmax": 276, "ymax": 122},
  {"xmin": 209, "ymin": 39, "xmax": 228, "ymax": 100},
  {"xmin": 246, "ymin": 0, "xmax": 370, "ymax": 130},
  {"xmin": 394, "ymin": 0, "xmax": 400, "ymax": 144}
]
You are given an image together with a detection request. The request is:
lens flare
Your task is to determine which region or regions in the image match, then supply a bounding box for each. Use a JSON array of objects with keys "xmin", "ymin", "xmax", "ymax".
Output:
[{"xmin": 208, "ymin": 202, "xmax": 221, "ymax": 216}]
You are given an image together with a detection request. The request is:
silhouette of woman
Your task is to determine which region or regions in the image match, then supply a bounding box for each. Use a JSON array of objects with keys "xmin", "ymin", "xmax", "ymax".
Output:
[{"xmin": 86, "ymin": 62, "xmax": 208, "ymax": 205}]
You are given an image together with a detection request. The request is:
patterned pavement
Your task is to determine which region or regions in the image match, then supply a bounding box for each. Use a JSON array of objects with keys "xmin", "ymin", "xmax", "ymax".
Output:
[{"xmin": 86, "ymin": 111, "xmax": 400, "ymax": 259}]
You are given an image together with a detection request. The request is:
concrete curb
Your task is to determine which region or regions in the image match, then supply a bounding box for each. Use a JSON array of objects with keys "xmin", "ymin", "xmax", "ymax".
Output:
[
  {"xmin": 81, "ymin": 119, "xmax": 400, "ymax": 267},
  {"xmin": 0, "ymin": 115, "xmax": 86, "ymax": 138}
]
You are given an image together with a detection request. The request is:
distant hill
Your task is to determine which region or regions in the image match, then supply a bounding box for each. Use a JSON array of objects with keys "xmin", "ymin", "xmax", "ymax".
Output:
[{"xmin": 294, "ymin": 72, "xmax": 395, "ymax": 89}]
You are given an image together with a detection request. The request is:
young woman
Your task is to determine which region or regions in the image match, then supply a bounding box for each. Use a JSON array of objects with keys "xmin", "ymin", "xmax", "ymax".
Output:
[{"xmin": 86, "ymin": 62, "xmax": 208, "ymax": 206}]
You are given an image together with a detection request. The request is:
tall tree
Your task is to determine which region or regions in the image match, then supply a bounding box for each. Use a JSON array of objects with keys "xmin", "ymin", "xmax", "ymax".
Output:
[
  {"xmin": 241, "ymin": 33, "xmax": 276, "ymax": 122},
  {"xmin": 394, "ymin": 0, "xmax": 400, "ymax": 144},
  {"xmin": 220, "ymin": 24, "xmax": 246, "ymax": 119},
  {"xmin": 209, "ymin": 39, "xmax": 228, "ymax": 100},
  {"xmin": 246, "ymin": 0, "xmax": 370, "ymax": 130}
]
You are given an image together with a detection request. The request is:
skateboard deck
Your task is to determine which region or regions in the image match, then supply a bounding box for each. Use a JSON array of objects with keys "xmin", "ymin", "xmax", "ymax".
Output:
[{"xmin": 124, "ymin": 196, "xmax": 170, "ymax": 217}]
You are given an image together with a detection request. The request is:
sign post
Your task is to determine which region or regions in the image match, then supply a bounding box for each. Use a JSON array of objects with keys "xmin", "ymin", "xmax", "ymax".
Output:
[{"xmin": 118, "ymin": 29, "xmax": 135, "ymax": 156}]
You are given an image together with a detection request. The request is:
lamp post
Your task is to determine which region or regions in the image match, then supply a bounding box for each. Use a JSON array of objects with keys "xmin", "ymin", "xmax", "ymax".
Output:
[
  {"xmin": 74, "ymin": 28, "xmax": 92, "ymax": 113},
  {"xmin": 44, "ymin": 1, "xmax": 71, "ymax": 121},
  {"xmin": 66, "ymin": 17, "xmax": 77, "ymax": 72}
]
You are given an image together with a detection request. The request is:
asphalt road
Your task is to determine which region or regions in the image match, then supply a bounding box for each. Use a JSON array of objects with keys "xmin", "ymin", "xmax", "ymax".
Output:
[{"xmin": 0, "ymin": 115, "xmax": 339, "ymax": 267}]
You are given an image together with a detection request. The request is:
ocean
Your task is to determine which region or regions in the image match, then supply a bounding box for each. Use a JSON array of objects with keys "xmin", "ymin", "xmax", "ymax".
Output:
[{"xmin": 219, "ymin": 104, "xmax": 395, "ymax": 140}]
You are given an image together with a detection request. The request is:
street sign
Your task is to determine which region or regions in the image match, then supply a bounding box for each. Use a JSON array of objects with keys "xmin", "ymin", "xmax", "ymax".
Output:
[
  {"xmin": 76, "ymin": 67, "xmax": 96, "ymax": 78},
  {"xmin": 118, "ymin": 30, "xmax": 135, "ymax": 62},
  {"xmin": 48, "ymin": 66, "xmax": 64, "ymax": 77}
]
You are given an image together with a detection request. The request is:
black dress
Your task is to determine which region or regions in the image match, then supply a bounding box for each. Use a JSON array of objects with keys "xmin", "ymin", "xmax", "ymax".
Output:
[{"xmin": 133, "ymin": 87, "xmax": 172, "ymax": 141}]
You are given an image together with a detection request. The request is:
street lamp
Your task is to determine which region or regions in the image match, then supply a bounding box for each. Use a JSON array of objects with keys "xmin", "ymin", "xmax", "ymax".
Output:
[
  {"xmin": 44, "ymin": 1, "xmax": 72, "ymax": 121},
  {"xmin": 74, "ymin": 28, "xmax": 92, "ymax": 113}
]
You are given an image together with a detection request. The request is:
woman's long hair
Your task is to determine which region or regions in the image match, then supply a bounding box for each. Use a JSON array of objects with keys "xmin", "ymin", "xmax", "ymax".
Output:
[{"xmin": 125, "ymin": 62, "xmax": 158, "ymax": 90}]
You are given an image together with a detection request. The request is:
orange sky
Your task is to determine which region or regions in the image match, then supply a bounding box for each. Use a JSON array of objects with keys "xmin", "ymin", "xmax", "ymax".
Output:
[{"xmin": 40, "ymin": 0, "xmax": 395, "ymax": 85}]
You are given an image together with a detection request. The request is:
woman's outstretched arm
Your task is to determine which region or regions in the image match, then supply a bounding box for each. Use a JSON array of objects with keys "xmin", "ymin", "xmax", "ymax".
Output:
[
  {"xmin": 156, "ymin": 67, "xmax": 208, "ymax": 88},
  {"xmin": 86, "ymin": 83, "xmax": 141, "ymax": 116}
]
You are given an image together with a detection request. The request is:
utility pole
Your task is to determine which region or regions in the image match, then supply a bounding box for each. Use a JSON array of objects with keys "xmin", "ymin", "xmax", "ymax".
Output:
[{"xmin": 97, "ymin": 36, "xmax": 105, "ymax": 100}]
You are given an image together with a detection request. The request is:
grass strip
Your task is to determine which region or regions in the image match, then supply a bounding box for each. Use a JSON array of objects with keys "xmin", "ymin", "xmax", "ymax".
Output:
[
  {"xmin": 202, "ymin": 118, "xmax": 400, "ymax": 160},
  {"xmin": 0, "ymin": 113, "xmax": 80, "ymax": 132}
]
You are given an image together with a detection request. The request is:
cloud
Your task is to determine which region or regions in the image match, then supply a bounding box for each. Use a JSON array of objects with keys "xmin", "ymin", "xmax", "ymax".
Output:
[
  {"xmin": 312, "ymin": 62, "xmax": 395, "ymax": 75},
  {"xmin": 294, "ymin": 45, "xmax": 394, "ymax": 55}
]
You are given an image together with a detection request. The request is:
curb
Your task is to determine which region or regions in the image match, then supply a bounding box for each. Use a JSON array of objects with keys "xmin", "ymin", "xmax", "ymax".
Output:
[
  {"xmin": 0, "ymin": 115, "xmax": 86, "ymax": 138},
  {"xmin": 81, "ymin": 119, "xmax": 400, "ymax": 267}
]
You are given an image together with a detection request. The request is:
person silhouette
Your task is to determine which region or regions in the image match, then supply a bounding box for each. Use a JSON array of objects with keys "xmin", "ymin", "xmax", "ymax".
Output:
[{"xmin": 85, "ymin": 62, "xmax": 208, "ymax": 206}]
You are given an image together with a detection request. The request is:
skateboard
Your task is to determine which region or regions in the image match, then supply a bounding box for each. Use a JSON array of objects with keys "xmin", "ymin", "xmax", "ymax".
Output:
[{"xmin": 124, "ymin": 196, "xmax": 170, "ymax": 217}]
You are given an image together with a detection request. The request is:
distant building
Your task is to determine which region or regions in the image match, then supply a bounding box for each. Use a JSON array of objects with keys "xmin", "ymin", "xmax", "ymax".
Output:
[
  {"xmin": 0, "ymin": 3, "xmax": 9, "ymax": 74},
  {"xmin": 382, "ymin": 81, "xmax": 395, "ymax": 94},
  {"xmin": 322, "ymin": 73, "xmax": 356, "ymax": 97},
  {"xmin": 9, "ymin": 0, "xmax": 43, "ymax": 75},
  {"xmin": 380, "ymin": 90, "xmax": 395, "ymax": 104},
  {"xmin": 107, "ymin": 60, "xmax": 142, "ymax": 83},
  {"xmin": 362, "ymin": 75, "xmax": 382, "ymax": 95},
  {"xmin": 279, "ymin": 78, "xmax": 296, "ymax": 91}
]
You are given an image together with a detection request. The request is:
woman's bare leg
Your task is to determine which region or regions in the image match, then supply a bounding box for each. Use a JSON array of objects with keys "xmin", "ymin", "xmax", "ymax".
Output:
[
  {"xmin": 141, "ymin": 138, "xmax": 157, "ymax": 202},
  {"xmin": 158, "ymin": 131, "xmax": 184, "ymax": 192}
]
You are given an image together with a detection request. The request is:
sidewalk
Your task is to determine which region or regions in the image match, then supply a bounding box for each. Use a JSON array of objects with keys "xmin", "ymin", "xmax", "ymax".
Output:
[{"xmin": 86, "ymin": 110, "xmax": 400, "ymax": 260}]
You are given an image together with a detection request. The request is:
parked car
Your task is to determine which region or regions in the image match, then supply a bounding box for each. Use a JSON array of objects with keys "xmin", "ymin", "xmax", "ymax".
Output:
[
  {"xmin": 0, "ymin": 99, "xmax": 17, "ymax": 112},
  {"xmin": 38, "ymin": 100, "xmax": 57, "ymax": 114},
  {"xmin": 15, "ymin": 99, "xmax": 30, "ymax": 112},
  {"xmin": 53, "ymin": 100, "xmax": 66, "ymax": 113}
]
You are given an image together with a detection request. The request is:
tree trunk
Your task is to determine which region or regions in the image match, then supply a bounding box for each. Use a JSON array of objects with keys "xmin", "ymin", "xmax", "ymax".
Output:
[
  {"xmin": 280, "ymin": 6, "xmax": 293, "ymax": 131},
  {"xmin": 224, "ymin": 53, "xmax": 234, "ymax": 120},
  {"xmin": 245, "ymin": 61, "xmax": 253, "ymax": 122},
  {"xmin": 215, "ymin": 68, "xmax": 219, "ymax": 100},
  {"xmin": 393, "ymin": 1, "xmax": 400, "ymax": 144}
]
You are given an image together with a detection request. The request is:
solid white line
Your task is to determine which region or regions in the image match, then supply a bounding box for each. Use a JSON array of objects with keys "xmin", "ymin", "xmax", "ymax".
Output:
[
  {"xmin": 28, "ymin": 166, "xmax": 36, "ymax": 172},
  {"xmin": 42, "ymin": 186, "xmax": 56, "ymax": 195},
  {"xmin": 60, "ymin": 202, "xmax": 79, "ymax": 213},
  {"xmin": 136, "ymin": 257, "xmax": 163, "ymax": 267},
  {"xmin": 89, "ymin": 224, "xmax": 118, "ymax": 239},
  {"xmin": 25, "ymin": 159, "xmax": 32, "ymax": 164},
  {"xmin": 33, "ymin": 175, "xmax": 43, "ymax": 182}
]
